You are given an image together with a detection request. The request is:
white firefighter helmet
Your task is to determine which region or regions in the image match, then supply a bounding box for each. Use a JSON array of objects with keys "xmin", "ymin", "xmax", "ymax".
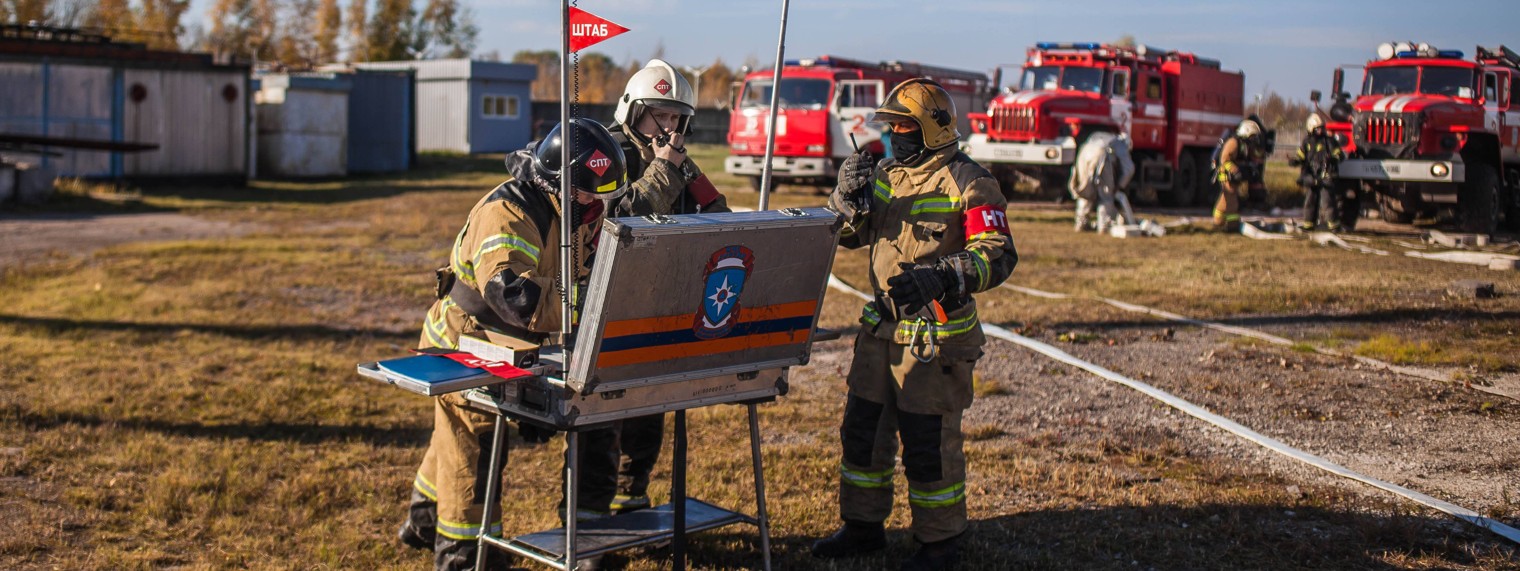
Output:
[
  {"xmin": 1305, "ymin": 113, "xmax": 1325, "ymax": 131},
  {"xmin": 613, "ymin": 59, "xmax": 696, "ymax": 132},
  {"xmin": 1236, "ymin": 119, "xmax": 1262, "ymax": 139}
]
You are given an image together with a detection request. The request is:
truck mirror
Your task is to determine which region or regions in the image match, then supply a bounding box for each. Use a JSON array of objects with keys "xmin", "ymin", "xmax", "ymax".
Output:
[
  {"xmin": 1309, "ymin": 90, "xmax": 1322, "ymax": 104},
  {"xmin": 1332, "ymin": 68, "xmax": 1344, "ymax": 96}
]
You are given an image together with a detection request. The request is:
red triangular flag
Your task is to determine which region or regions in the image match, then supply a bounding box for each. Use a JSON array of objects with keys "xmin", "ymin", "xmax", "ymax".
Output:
[{"xmin": 568, "ymin": 7, "xmax": 630, "ymax": 53}]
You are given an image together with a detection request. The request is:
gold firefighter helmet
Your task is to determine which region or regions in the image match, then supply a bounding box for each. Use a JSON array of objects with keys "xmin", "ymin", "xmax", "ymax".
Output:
[{"xmin": 871, "ymin": 78, "xmax": 961, "ymax": 150}]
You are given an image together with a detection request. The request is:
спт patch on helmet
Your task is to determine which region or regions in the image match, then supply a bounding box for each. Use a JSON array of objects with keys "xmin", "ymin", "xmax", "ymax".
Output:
[
  {"xmin": 871, "ymin": 78, "xmax": 961, "ymax": 150},
  {"xmin": 532, "ymin": 118, "xmax": 629, "ymax": 200}
]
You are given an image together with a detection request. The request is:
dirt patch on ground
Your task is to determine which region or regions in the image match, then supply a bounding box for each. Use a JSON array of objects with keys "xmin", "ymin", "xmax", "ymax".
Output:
[{"xmin": 0, "ymin": 212, "xmax": 252, "ymax": 270}]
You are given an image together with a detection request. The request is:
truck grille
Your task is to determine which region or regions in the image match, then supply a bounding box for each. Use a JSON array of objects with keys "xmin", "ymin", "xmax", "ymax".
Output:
[
  {"xmin": 992, "ymin": 106, "xmax": 1037, "ymax": 135},
  {"xmin": 1354, "ymin": 112, "xmax": 1420, "ymax": 159},
  {"xmin": 1366, "ymin": 116, "xmax": 1407, "ymax": 145}
]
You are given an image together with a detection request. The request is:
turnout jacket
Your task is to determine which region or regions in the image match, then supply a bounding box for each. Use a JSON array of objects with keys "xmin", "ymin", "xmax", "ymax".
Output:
[
  {"xmin": 609, "ymin": 125, "xmax": 729, "ymax": 217},
  {"xmin": 830, "ymin": 145, "xmax": 1018, "ymax": 347},
  {"xmin": 1291, "ymin": 132, "xmax": 1345, "ymax": 187},
  {"xmin": 420, "ymin": 150, "xmax": 601, "ymax": 349}
]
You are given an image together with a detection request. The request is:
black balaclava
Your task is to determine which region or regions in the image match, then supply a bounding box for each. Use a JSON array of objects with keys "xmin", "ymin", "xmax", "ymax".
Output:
[{"xmin": 891, "ymin": 127, "xmax": 929, "ymax": 167}]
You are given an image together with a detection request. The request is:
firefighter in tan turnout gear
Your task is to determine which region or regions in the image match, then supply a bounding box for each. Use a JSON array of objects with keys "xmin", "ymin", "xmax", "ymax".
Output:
[
  {"xmin": 813, "ymin": 78, "xmax": 1018, "ymax": 570},
  {"xmin": 397, "ymin": 119, "xmax": 628, "ymax": 571},
  {"xmin": 1214, "ymin": 119, "xmax": 1262, "ymax": 232},
  {"xmin": 575, "ymin": 59, "xmax": 733, "ymax": 518}
]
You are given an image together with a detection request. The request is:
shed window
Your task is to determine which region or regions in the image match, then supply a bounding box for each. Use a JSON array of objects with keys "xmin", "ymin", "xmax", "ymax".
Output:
[{"xmin": 482, "ymin": 95, "xmax": 519, "ymax": 119}]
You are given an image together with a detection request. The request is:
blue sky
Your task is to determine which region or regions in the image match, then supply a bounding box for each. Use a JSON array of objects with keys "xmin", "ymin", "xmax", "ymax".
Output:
[{"xmin": 191, "ymin": 0, "xmax": 1517, "ymax": 104}]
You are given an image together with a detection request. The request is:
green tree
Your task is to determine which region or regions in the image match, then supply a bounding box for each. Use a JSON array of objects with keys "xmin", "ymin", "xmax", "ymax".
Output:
[
  {"xmin": 415, "ymin": 0, "xmax": 476, "ymax": 58},
  {"xmin": 364, "ymin": 0, "xmax": 414, "ymax": 61}
]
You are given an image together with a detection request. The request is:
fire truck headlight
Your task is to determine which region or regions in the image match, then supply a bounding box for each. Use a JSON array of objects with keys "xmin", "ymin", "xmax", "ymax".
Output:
[
  {"xmin": 1430, "ymin": 162, "xmax": 1449, "ymax": 178},
  {"xmin": 806, "ymin": 144, "xmax": 825, "ymax": 153},
  {"xmin": 974, "ymin": 120, "xmax": 987, "ymax": 133},
  {"xmin": 1044, "ymin": 148, "xmax": 1060, "ymax": 160},
  {"xmin": 732, "ymin": 142, "xmax": 749, "ymax": 151}
]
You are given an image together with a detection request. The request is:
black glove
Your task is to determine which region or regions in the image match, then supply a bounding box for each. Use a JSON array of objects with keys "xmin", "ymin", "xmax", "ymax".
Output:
[
  {"xmin": 516, "ymin": 420, "xmax": 556, "ymax": 444},
  {"xmin": 836, "ymin": 150, "xmax": 875, "ymax": 205},
  {"xmin": 886, "ymin": 262, "xmax": 952, "ymax": 317}
]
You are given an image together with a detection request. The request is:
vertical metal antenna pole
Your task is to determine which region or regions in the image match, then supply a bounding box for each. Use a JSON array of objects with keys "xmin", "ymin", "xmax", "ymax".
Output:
[
  {"xmin": 558, "ymin": 0, "xmax": 574, "ymax": 351},
  {"xmin": 757, "ymin": 0, "xmax": 791, "ymax": 212},
  {"xmin": 748, "ymin": 403, "xmax": 773, "ymax": 571}
]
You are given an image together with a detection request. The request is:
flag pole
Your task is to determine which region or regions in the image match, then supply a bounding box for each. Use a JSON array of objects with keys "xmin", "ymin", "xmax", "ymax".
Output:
[{"xmin": 758, "ymin": 0, "xmax": 791, "ymax": 211}]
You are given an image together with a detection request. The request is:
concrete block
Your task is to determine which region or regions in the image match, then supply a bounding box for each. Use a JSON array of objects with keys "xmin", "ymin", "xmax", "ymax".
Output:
[
  {"xmin": 1447, "ymin": 280, "xmax": 1496, "ymax": 299},
  {"xmin": 1425, "ymin": 230, "xmax": 1489, "ymax": 248}
]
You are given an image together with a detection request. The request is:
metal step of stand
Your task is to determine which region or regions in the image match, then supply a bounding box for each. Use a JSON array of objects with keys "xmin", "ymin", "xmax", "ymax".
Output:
[{"xmin": 473, "ymin": 403, "xmax": 773, "ymax": 571}]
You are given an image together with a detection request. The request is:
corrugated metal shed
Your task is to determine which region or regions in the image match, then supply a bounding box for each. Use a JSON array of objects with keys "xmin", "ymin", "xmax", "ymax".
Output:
[
  {"xmin": 0, "ymin": 27, "xmax": 250, "ymax": 179},
  {"xmin": 346, "ymin": 70, "xmax": 414, "ymax": 173},
  {"xmin": 256, "ymin": 73, "xmax": 351, "ymax": 177},
  {"xmin": 355, "ymin": 59, "xmax": 536, "ymax": 154}
]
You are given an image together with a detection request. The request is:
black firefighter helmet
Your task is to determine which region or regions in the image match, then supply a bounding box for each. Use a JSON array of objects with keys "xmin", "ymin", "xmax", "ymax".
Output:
[{"xmin": 531, "ymin": 118, "xmax": 629, "ymax": 200}]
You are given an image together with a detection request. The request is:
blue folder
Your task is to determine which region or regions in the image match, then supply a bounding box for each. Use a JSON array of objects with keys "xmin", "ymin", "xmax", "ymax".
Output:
[{"xmin": 373, "ymin": 355, "xmax": 497, "ymax": 395}]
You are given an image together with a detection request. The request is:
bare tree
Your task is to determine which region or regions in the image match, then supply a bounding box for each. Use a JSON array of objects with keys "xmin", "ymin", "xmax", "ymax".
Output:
[
  {"xmin": 83, "ymin": 0, "xmax": 134, "ymax": 33},
  {"xmin": 313, "ymin": 0, "xmax": 341, "ymax": 63},
  {"xmin": 10, "ymin": 0, "xmax": 52, "ymax": 24},
  {"xmin": 344, "ymin": 0, "xmax": 367, "ymax": 61},
  {"xmin": 139, "ymin": 0, "xmax": 191, "ymax": 50}
]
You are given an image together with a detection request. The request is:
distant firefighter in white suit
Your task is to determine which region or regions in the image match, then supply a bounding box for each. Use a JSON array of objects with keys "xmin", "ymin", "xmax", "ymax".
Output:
[{"xmin": 1068, "ymin": 131, "xmax": 1135, "ymax": 234}]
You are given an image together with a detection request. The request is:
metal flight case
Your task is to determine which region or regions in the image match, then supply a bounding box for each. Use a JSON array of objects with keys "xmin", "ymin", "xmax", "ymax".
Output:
[{"xmin": 356, "ymin": 207, "xmax": 843, "ymax": 570}]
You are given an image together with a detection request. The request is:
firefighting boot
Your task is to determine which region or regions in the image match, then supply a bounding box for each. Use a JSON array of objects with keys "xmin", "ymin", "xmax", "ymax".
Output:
[
  {"xmin": 899, "ymin": 534, "xmax": 962, "ymax": 571},
  {"xmin": 811, "ymin": 519, "xmax": 887, "ymax": 559},
  {"xmin": 398, "ymin": 489, "xmax": 437, "ymax": 551},
  {"xmin": 610, "ymin": 492, "xmax": 651, "ymax": 514},
  {"xmin": 1297, "ymin": 221, "xmax": 1316, "ymax": 233}
]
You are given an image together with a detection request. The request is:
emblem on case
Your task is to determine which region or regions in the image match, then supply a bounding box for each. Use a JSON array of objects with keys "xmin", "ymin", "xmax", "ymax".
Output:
[{"xmin": 694, "ymin": 245, "xmax": 754, "ymax": 339}]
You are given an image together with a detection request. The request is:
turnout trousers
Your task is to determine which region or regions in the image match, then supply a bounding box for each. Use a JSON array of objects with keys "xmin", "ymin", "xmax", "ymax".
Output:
[
  {"xmin": 1213, "ymin": 180, "xmax": 1246, "ymax": 230},
  {"xmin": 837, "ymin": 331, "xmax": 979, "ymax": 543},
  {"xmin": 1300, "ymin": 182, "xmax": 1340, "ymax": 230}
]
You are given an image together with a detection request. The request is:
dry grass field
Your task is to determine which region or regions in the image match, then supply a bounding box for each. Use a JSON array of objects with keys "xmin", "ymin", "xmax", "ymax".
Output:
[{"xmin": 2, "ymin": 146, "xmax": 1516, "ymax": 570}]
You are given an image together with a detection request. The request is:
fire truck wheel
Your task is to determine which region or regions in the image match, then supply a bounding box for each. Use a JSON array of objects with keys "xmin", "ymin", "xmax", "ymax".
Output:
[
  {"xmin": 1163, "ymin": 153, "xmax": 1199, "ymax": 207},
  {"xmin": 1337, "ymin": 183, "xmax": 1361, "ymax": 232},
  {"xmin": 1458, "ymin": 163, "xmax": 1500, "ymax": 235}
]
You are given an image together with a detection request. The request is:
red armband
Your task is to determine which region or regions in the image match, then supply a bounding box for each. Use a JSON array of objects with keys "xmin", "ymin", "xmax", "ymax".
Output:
[
  {"xmin": 963, "ymin": 205, "xmax": 1010, "ymax": 238},
  {"xmin": 687, "ymin": 174, "xmax": 721, "ymax": 207}
]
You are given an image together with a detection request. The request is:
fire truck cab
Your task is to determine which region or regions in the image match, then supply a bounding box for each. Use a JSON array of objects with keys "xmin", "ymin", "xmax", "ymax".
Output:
[
  {"xmin": 963, "ymin": 42, "xmax": 1244, "ymax": 205},
  {"xmin": 724, "ymin": 56, "xmax": 990, "ymax": 191},
  {"xmin": 1330, "ymin": 42, "xmax": 1520, "ymax": 233}
]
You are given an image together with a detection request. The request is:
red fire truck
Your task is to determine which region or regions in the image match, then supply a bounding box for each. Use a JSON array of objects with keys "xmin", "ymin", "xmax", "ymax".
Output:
[
  {"xmin": 724, "ymin": 55, "xmax": 990, "ymax": 191},
  {"xmin": 962, "ymin": 42, "xmax": 1244, "ymax": 205},
  {"xmin": 1323, "ymin": 42, "xmax": 1520, "ymax": 233}
]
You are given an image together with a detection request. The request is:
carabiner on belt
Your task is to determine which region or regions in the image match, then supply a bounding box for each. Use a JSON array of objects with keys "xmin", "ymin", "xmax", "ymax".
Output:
[{"xmin": 908, "ymin": 318, "xmax": 939, "ymax": 364}]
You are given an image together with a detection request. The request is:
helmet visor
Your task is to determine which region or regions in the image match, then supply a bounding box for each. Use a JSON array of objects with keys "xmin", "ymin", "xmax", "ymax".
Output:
[{"xmin": 643, "ymin": 98, "xmax": 695, "ymax": 116}]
